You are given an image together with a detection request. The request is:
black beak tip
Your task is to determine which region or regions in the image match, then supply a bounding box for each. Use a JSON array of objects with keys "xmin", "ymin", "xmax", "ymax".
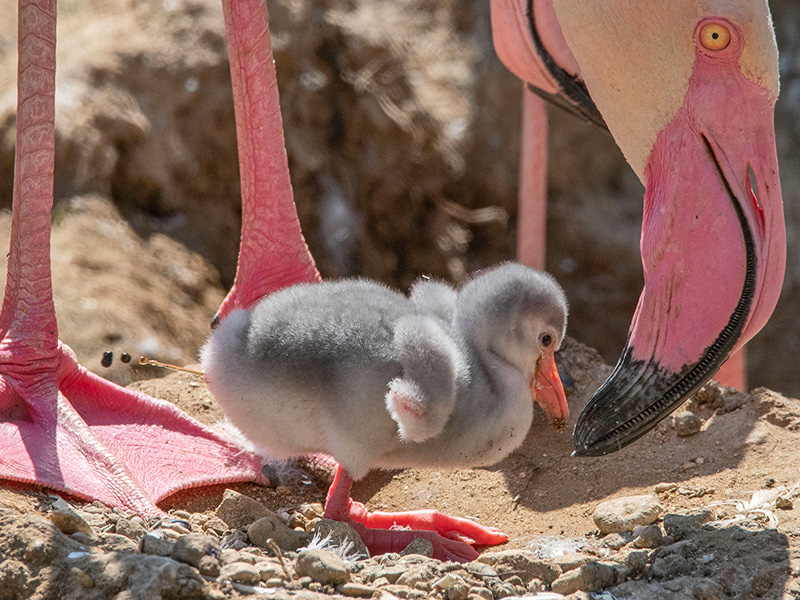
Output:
[
  {"xmin": 571, "ymin": 446, "xmax": 591, "ymax": 458},
  {"xmin": 571, "ymin": 424, "xmax": 615, "ymax": 457},
  {"xmin": 568, "ymin": 347, "xmax": 715, "ymax": 458}
]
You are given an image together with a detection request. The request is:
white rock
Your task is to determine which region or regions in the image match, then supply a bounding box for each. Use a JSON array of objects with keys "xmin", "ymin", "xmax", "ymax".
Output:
[{"xmin": 593, "ymin": 495, "xmax": 663, "ymax": 534}]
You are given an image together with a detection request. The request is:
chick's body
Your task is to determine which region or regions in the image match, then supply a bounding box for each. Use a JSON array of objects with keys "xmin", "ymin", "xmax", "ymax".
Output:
[{"xmin": 202, "ymin": 264, "xmax": 567, "ymax": 481}]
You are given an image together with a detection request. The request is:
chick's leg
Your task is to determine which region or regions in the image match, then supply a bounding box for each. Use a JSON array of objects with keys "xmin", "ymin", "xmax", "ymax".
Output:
[{"xmin": 323, "ymin": 465, "xmax": 507, "ymax": 562}]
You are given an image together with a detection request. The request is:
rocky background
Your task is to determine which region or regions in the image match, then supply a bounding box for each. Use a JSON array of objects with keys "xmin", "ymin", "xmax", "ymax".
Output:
[
  {"xmin": 0, "ymin": 0, "xmax": 797, "ymax": 394},
  {"xmin": 0, "ymin": 0, "xmax": 790, "ymax": 391}
]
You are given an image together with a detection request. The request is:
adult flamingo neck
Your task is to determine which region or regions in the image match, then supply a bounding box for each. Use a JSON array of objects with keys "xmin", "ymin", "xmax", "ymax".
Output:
[
  {"xmin": 215, "ymin": 0, "xmax": 320, "ymax": 325},
  {"xmin": 0, "ymin": 0, "xmax": 59, "ymax": 364}
]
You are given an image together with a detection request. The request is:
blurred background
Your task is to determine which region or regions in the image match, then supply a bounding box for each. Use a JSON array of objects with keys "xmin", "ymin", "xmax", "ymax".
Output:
[{"xmin": 0, "ymin": 0, "xmax": 797, "ymax": 395}]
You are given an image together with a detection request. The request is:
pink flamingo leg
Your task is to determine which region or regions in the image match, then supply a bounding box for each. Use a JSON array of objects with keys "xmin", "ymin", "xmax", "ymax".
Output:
[
  {"xmin": 516, "ymin": 86, "xmax": 549, "ymax": 271},
  {"xmin": 0, "ymin": 0, "xmax": 267, "ymax": 517},
  {"xmin": 214, "ymin": 0, "xmax": 320, "ymax": 325},
  {"xmin": 323, "ymin": 466, "xmax": 508, "ymax": 562},
  {"xmin": 716, "ymin": 349, "xmax": 747, "ymax": 391},
  {"xmin": 215, "ymin": 0, "xmax": 338, "ymax": 488}
]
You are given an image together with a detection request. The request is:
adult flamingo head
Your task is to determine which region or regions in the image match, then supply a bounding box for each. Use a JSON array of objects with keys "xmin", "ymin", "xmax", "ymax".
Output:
[{"xmin": 491, "ymin": 0, "xmax": 786, "ymax": 455}]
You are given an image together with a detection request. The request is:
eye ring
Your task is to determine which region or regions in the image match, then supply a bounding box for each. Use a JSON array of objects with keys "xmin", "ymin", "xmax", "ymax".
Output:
[
  {"xmin": 699, "ymin": 21, "xmax": 732, "ymax": 51},
  {"xmin": 539, "ymin": 333, "xmax": 553, "ymax": 348}
]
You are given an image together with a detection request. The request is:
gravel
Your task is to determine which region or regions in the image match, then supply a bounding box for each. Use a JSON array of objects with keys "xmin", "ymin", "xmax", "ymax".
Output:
[{"xmin": 0, "ymin": 490, "xmax": 792, "ymax": 599}]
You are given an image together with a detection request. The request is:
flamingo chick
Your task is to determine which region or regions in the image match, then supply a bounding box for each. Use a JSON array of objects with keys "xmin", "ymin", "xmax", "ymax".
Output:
[{"xmin": 201, "ymin": 263, "xmax": 569, "ymax": 561}]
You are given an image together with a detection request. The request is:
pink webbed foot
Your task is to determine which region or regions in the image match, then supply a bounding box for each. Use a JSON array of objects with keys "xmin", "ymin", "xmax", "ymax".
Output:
[
  {"xmin": 1, "ymin": 343, "xmax": 268, "ymax": 517},
  {"xmin": 346, "ymin": 500, "xmax": 508, "ymax": 562},
  {"xmin": 0, "ymin": 0, "xmax": 262, "ymax": 517},
  {"xmin": 350, "ymin": 519, "xmax": 483, "ymax": 562},
  {"xmin": 324, "ymin": 465, "xmax": 507, "ymax": 562},
  {"xmin": 353, "ymin": 504, "xmax": 507, "ymax": 547}
]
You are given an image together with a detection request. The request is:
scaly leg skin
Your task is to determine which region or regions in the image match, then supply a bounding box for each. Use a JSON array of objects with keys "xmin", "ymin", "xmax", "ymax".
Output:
[
  {"xmin": 324, "ymin": 465, "xmax": 508, "ymax": 562},
  {"xmin": 0, "ymin": 0, "xmax": 266, "ymax": 517},
  {"xmin": 213, "ymin": 0, "xmax": 320, "ymax": 324}
]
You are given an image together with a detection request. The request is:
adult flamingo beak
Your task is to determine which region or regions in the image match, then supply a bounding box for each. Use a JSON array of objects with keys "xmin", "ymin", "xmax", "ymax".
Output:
[
  {"xmin": 573, "ymin": 29, "xmax": 786, "ymax": 456},
  {"xmin": 532, "ymin": 353, "xmax": 569, "ymax": 431}
]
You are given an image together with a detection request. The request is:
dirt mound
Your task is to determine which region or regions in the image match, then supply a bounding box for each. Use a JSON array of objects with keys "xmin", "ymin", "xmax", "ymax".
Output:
[
  {"xmin": 0, "ymin": 196, "xmax": 223, "ymax": 386},
  {"xmin": 1, "ymin": 0, "xmax": 798, "ymax": 394}
]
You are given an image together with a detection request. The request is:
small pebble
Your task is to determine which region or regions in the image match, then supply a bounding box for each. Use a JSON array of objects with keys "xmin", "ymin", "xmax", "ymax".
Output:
[
  {"xmin": 312, "ymin": 519, "xmax": 369, "ymax": 559},
  {"xmin": 248, "ymin": 514, "xmax": 311, "ymax": 551},
  {"xmin": 221, "ymin": 548, "xmax": 242, "ymax": 565},
  {"xmin": 130, "ymin": 516, "xmax": 146, "ymax": 528},
  {"xmin": 446, "ymin": 582, "xmax": 470, "ymax": 600},
  {"xmin": 115, "ymin": 518, "xmax": 146, "ymax": 541},
  {"xmin": 468, "ymin": 586, "xmax": 493, "ymax": 600},
  {"xmin": 663, "ymin": 510, "xmax": 714, "ymax": 541},
  {"xmin": 139, "ymin": 534, "xmax": 175, "ymax": 556},
  {"xmin": 203, "ymin": 517, "xmax": 229, "ymax": 536},
  {"xmin": 161, "ymin": 521, "xmax": 191, "ymax": 535},
  {"xmin": 632, "ymin": 524, "xmax": 663, "ymax": 549},
  {"xmin": 602, "ymin": 533, "xmax": 628, "ymax": 550},
  {"xmin": 198, "ymin": 554, "xmax": 222, "ymax": 577},
  {"xmin": 155, "ymin": 527, "xmax": 182, "ymax": 541},
  {"xmin": 464, "ymin": 561, "xmax": 497, "ymax": 578},
  {"xmin": 219, "ymin": 561, "xmax": 261, "ymax": 583},
  {"xmin": 339, "ymin": 582, "xmax": 378, "ymax": 597},
  {"xmin": 673, "ymin": 411, "xmax": 702, "ymax": 437},
  {"xmin": 593, "ymin": 495, "xmax": 663, "ymax": 534},
  {"xmin": 255, "ymin": 560, "xmax": 286, "ymax": 582},
  {"xmin": 396, "ymin": 563, "xmax": 438, "ymax": 589},
  {"xmin": 655, "ymin": 483, "xmax": 678, "ymax": 494},
  {"xmin": 49, "ymin": 502, "xmax": 93, "ymax": 536},
  {"xmin": 551, "ymin": 562, "xmax": 618, "ymax": 595},
  {"xmin": 400, "ymin": 537, "xmax": 435, "ymax": 558},
  {"xmin": 216, "ymin": 489, "xmax": 273, "ymax": 529},
  {"xmin": 433, "ymin": 573, "xmax": 460, "ymax": 590},
  {"xmin": 295, "ymin": 549, "xmax": 351, "ymax": 585},
  {"xmin": 234, "ymin": 551, "xmax": 256, "ymax": 565},
  {"xmin": 615, "ymin": 548, "xmax": 649, "ymax": 576},
  {"xmin": 172, "ymin": 533, "xmax": 222, "ymax": 568},
  {"xmin": 71, "ymin": 567, "xmax": 95, "ymax": 589}
]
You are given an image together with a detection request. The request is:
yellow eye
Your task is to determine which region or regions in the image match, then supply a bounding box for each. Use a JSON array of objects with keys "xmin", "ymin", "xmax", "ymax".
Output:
[{"xmin": 699, "ymin": 22, "xmax": 731, "ymax": 51}]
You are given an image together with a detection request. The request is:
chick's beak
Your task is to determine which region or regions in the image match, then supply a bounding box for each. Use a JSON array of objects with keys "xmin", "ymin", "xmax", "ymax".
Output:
[{"xmin": 531, "ymin": 353, "xmax": 569, "ymax": 431}]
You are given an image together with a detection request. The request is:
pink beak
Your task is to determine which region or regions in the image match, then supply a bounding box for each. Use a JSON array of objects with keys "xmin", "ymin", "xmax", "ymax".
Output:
[
  {"xmin": 531, "ymin": 353, "xmax": 569, "ymax": 431},
  {"xmin": 574, "ymin": 37, "xmax": 786, "ymax": 456}
]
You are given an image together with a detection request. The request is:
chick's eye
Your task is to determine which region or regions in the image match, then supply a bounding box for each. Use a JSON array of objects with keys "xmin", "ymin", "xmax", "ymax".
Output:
[
  {"xmin": 699, "ymin": 22, "xmax": 731, "ymax": 51},
  {"xmin": 540, "ymin": 333, "xmax": 553, "ymax": 348}
]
